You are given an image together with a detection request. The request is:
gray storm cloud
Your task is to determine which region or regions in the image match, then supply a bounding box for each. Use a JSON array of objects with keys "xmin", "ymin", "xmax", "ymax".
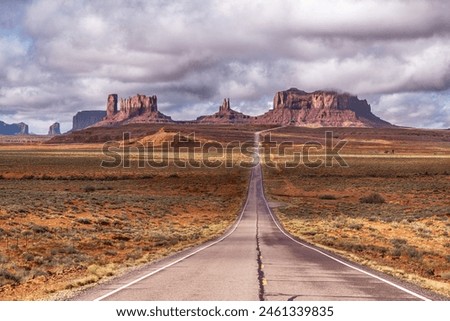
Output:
[{"xmin": 0, "ymin": 0, "xmax": 449, "ymax": 133}]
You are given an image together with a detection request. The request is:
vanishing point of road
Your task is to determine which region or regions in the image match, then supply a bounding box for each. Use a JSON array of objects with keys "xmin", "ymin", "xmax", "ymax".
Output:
[{"xmin": 74, "ymin": 131, "xmax": 433, "ymax": 301}]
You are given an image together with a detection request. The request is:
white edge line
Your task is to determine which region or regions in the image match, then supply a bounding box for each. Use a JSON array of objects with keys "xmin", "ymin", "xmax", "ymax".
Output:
[
  {"xmin": 93, "ymin": 171, "xmax": 254, "ymax": 301},
  {"xmin": 256, "ymin": 162, "xmax": 432, "ymax": 301},
  {"xmin": 95, "ymin": 127, "xmax": 429, "ymax": 301}
]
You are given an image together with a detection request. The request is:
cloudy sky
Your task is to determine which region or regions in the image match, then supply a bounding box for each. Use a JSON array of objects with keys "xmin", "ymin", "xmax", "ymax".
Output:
[{"xmin": 1, "ymin": 0, "xmax": 449, "ymax": 133}]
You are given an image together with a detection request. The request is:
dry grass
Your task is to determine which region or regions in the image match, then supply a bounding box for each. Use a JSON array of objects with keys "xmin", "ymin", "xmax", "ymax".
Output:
[
  {"xmin": 262, "ymin": 126, "xmax": 450, "ymax": 298},
  {"xmin": 264, "ymin": 156, "xmax": 450, "ymax": 298},
  {"xmin": 0, "ymin": 145, "xmax": 249, "ymax": 300},
  {"xmin": 2, "ymin": 125, "xmax": 449, "ymax": 300},
  {"xmin": 359, "ymin": 192, "xmax": 386, "ymax": 204}
]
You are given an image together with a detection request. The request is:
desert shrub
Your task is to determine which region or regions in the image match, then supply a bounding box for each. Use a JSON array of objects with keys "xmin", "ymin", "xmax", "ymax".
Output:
[
  {"xmin": 150, "ymin": 232, "xmax": 171, "ymax": 246},
  {"xmin": 360, "ymin": 193, "xmax": 385, "ymax": 204},
  {"xmin": 0, "ymin": 269, "xmax": 21, "ymax": 284},
  {"xmin": 406, "ymin": 246, "xmax": 422, "ymax": 259},
  {"xmin": 87, "ymin": 264, "xmax": 115, "ymax": 278},
  {"xmin": 30, "ymin": 269, "xmax": 48, "ymax": 278},
  {"xmin": 391, "ymin": 248, "xmax": 402, "ymax": 258},
  {"xmin": 113, "ymin": 234, "xmax": 130, "ymax": 241},
  {"xmin": 76, "ymin": 218, "xmax": 92, "ymax": 225},
  {"xmin": 97, "ymin": 219, "xmax": 111, "ymax": 226},
  {"xmin": 58, "ymin": 245, "xmax": 78, "ymax": 254},
  {"xmin": 348, "ymin": 223, "xmax": 363, "ymax": 230},
  {"xmin": 340, "ymin": 242, "xmax": 365, "ymax": 252},
  {"xmin": 22, "ymin": 252, "xmax": 34, "ymax": 262},
  {"xmin": 425, "ymin": 268, "xmax": 435, "ymax": 276},
  {"xmin": 318, "ymin": 194, "xmax": 337, "ymax": 200},
  {"xmin": 102, "ymin": 240, "xmax": 113, "ymax": 246},
  {"xmin": 30, "ymin": 224, "xmax": 49, "ymax": 234},
  {"xmin": 33, "ymin": 256, "xmax": 44, "ymax": 265},
  {"xmin": 83, "ymin": 186, "xmax": 96, "ymax": 193},
  {"xmin": 391, "ymin": 238, "xmax": 407, "ymax": 247},
  {"xmin": 105, "ymin": 250, "xmax": 117, "ymax": 256},
  {"xmin": 127, "ymin": 250, "xmax": 143, "ymax": 261},
  {"xmin": 95, "ymin": 186, "xmax": 113, "ymax": 191},
  {"xmin": 67, "ymin": 275, "xmax": 98, "ymax": 289}
]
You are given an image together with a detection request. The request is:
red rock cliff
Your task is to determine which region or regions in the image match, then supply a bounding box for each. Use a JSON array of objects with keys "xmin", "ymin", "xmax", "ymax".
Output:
[{"xmin": 258, "ymin": 88, "xmax": 392, "ymax": 127}]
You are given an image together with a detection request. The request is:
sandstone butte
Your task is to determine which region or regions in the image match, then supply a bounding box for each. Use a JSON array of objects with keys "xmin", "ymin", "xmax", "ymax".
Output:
[
  {"xmin": 94, "ymin": 94, "xmax": 172, "ymax": 127},
  {"xmin": 48, "ymin": 122, "xmax": 61, "ymax": 135},
  {"xmin": 72, "ymin": 110, "xmax": 106, "ymax": 131},
  {"xmin": 255, "ymin": 88, "xmax": 392, "ymax": 127},
  {"xmin": 0, "ymin": 120, "xmax": 29, "ymax": 135}
]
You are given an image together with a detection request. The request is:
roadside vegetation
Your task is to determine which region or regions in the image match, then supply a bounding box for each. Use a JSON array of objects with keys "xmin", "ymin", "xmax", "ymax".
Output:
[
  {"xmin": 0, "ymin": 146, "xmax": 249, "ymax": 300},
  {"xmin": 264, "ymin": 156, "xmax": 450, "ymax": 297}
]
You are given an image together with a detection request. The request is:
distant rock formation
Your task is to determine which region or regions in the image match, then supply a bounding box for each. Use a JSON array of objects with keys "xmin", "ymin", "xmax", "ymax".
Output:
[
  {"xmin": 120, "ymin": 94, "xmax": 158, "ymax": 116},
  {"xmin": 96, "ymin": 94, "xmax": 172, "ymax": 126},
  {"xmin": 197, "ymin": 98, "xmax": 253, "ymax": 123},
  {"xmin": 0, "ymin": 121, "xmax": 29, "ymax": 135},
  {"xmin": 72, "ymin": 110, "xmax": 107, "ymax": 131},
  {"xmin": 256, "ymin": 88, "xmax": 392, "ymax": 127},
  {"xmin": 67, "ymin": 89, "xmax": 392, "ymax": 132},
  {"xmin": 48, "ymin": 122, "xmax": 61, "ymax": 135},
  {"xmin": 106, "ymin": 94, "xmax": 118, "ymax": 118},
  {"xmin": 220, "ymin": 98, "xmax": 231, "ymax": 112}
]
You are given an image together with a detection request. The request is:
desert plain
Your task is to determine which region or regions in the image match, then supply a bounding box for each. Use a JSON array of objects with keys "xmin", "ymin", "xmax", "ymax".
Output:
[{"xmin": 0, "ymin": 124, "xmax": 449, "ymax": 300}]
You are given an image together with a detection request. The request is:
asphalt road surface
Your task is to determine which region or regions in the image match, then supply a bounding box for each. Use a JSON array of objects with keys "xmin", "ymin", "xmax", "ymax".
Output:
[{"xmin": 73, "ymin": 132, "xmax": 432, "ymax": 301}]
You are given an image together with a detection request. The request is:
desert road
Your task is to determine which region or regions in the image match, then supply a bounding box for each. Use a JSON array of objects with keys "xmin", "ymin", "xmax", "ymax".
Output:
[{"xmin": 73, "ymin": 132, "xmax": 432, "ymax": 301}]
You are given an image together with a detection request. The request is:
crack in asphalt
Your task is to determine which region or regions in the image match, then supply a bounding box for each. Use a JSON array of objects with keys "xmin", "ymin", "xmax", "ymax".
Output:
[
  {"xmin": 255, "ymin": 129, "xmax": 268, "ymax": 302},
  {"xmin": 256, "ymin": 202, "xmax": 266, "ymax": 301}
]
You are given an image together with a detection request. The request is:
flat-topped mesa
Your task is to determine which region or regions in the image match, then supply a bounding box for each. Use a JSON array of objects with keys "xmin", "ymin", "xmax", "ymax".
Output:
[
  {"xmin": 259, "ymin": 88, "xmax": 392, "ymax": 128},
  {"xmin": 274, "ymin": 88, "xmax": 357, "ymax": 110},
  {"xmin": 120, "ymin": 94, "xmax": 158, "ymax": 117},
  {"xmin": 0, "ymin": 121, "xmax": 29, "ymax": 135},
  {"xmin": 96, "ymin": 93, "xmax": 172, "ymax": 126},
  {"xmin": 273, "ymin": 88, "xmax": 308, "ymax": 109},
  {"xmin": 72, "ymin": 110, "xmax": 107, "ymax": 131}
]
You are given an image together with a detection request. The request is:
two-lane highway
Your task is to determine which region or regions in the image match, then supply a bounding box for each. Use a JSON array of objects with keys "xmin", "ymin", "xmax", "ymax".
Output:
[
  {"xmin": 75, "ymin": 169, "xmax": 262, "ymax": 301},
  {"xmin": 73, "ymin": 131, "xmax": 430, "ymax": 301}
]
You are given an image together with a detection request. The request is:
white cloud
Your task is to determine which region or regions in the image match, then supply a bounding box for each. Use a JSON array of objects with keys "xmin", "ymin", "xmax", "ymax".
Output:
[
  {"xmin": 0, "ymin": 0, "xmax": 449, "ymax": 133},
  {"xmin": 371, "ymin": 91, "xmax": 450, "ymax": 128}
]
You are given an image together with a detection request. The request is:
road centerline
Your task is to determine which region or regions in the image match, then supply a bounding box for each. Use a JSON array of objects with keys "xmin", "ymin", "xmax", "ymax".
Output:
[
  {"xmin": 91, "ymin": 170, "xmax": 255, "ymax": 301},
  {"xmin": 71, "ymin": 127, "xmax": 435, "ymax": 301},
  {"xmin": 253, "ymin": 129, "xmax": 431, "ymax": 301}
]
